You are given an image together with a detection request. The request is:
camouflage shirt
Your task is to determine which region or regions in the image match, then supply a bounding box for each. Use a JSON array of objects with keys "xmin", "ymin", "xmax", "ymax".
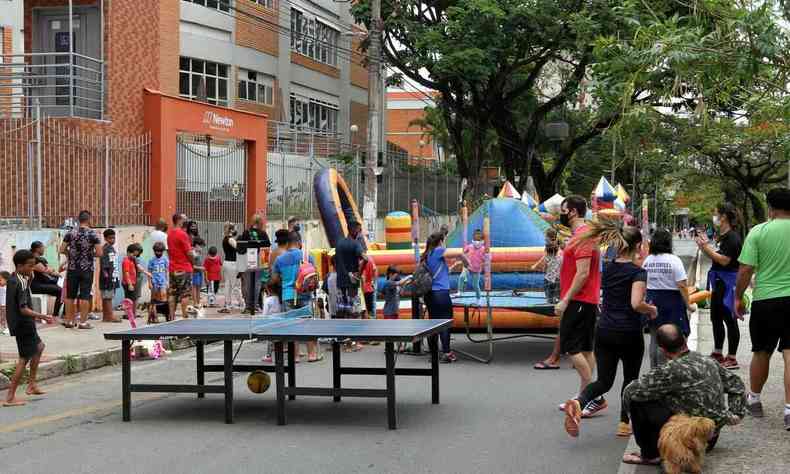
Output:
[{"xmin": 622, "ymin": 351, "xmax": 746, "ymax": 429}]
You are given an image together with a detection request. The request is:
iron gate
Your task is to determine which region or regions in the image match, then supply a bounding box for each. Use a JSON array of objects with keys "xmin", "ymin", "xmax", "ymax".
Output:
[{"xmin": 176, "ymin": 134, "xmax": 247, "ymax": 251}]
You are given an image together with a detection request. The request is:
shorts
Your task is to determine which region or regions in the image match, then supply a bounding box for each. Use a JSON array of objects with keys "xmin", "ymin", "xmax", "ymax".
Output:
[
  {"xmin": 336, "ymin": 286, "xmax": 361, "ymax": 319},
  {"xmin": 169, "ymin": 272, "xmax": 192, "ymax": 300},
  {"xmin": 122, "ymin": 284, "xmax": 136, "ymax": 301},
  {"xmin": 559, "ymin": 301, "xmax": 598, "ymax": 355},
  {"xmin": 66, "ymin": 270, "xmax": 94, "ymax": 300},
  {"xmin": 192, "ymin": 272, "xmax": 204, "ymax": 287},
  {"xmin": 15, "ymin": 329, "xmax": 42, "ymax": 360},
  {"xmin": 750, "ymin": 296, "xmax": 790, "ymax": 353},
  {"xmin": 364, "ymin": 291, "xmax": 375, "ymax": 318}
]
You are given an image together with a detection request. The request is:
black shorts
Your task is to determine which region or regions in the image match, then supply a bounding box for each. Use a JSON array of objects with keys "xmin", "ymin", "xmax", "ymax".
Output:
[
  {"xmin": 122, "ymin": 284, "xmax": 136, "ymax": 301},
  {"xmin": 15, "ymin": 330, "xmax": 42, "ymax": 360},
  {"xmin": 559, "ymin": 301, "xmax": 598, "ymax": 355},
  {"xmin": 750, "ymin": 296, "xmax": 790, "ymax": 353},
  {"xmin": 66, "ymin": 269, "xmax": 94, "ymax": 300}
]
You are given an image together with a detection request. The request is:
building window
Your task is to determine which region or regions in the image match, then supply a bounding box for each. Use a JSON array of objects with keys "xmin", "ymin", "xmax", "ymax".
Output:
[
  {"xmin": 238, "ymin": 69, "xmax": 274, "ymax": 106},
  {"xmin": 182, "ymin": 0, "xmax": 230, "ymax": 13},
  {"xmin": 179, "ymin": 57, "xmax": 229, "ymax": 107},
  {"xmin": 290, "ymin": 9, "xmax": 339, "ymax": 67},
  {"xmin": 289, "ymin": 94, "xmax": 338, "ymax": 133},
  {"xmin": 250, "ymin": 0, "xmax": 274, "ymax": 8}
]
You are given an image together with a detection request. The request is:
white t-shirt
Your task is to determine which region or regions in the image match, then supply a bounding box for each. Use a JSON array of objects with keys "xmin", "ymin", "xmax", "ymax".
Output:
[
  {"xmin": 263, "ymin": 295, "xmax": 282, "ymax": 316},
  {"xmin": 0, "ymin": 286, "xmax": 6, "ymax": 306},
  {"xmin": 643, "ymin": 253, "xmax": 687, "ymax": 291}
]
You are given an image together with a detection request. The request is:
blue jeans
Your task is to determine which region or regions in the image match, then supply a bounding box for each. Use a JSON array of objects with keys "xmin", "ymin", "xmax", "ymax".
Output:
[
  {"xmin": 425, "ymin": 289, "xmax": 452, "ymax": 353},
  {"xmin": 458, "ymin": 269, "xmax": 481, "ymax": 299}
]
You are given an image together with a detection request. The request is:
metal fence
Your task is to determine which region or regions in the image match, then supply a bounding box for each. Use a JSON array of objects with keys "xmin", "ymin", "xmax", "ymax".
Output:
[
  {"xmin": 0, "ymin": 111, "xmax": 150, "ymax": 229},
  {"xmin": 266, "ymin": 121, "xmax": 463, "ymax": 223}
]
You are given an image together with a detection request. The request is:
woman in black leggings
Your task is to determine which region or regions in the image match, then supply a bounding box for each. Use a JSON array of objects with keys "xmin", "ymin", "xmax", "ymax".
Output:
[{"xmin": 563, "ymin": 220, "xmax": 657, "ymax": 438}]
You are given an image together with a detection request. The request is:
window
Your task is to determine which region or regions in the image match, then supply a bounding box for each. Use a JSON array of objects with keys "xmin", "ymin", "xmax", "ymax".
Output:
[
  {"xmin": 250, "ymin": 0, "xmax": 274, "ymax": 8},
  {"xmin": 182, "ymin": 0, "xmax": 230, "ymax": 13},
  {"xmin": 289, "ymin": 94, "xmax": 338, "ymax": 133},
  {"xmin": 290, "ymin": 9, "xmax": 339, "ymax": 67},
  {"xmin": 237, "ymin": 69, "xmax": 274, "ymax": 106},
  {"xmin": 179, "ymin": 56, "xmax": 229, "ymax": 107}
]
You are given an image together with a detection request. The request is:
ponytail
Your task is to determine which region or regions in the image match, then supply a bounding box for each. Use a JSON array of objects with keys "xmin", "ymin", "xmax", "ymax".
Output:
[
  {"xmin": 421, "ymin": 232, "xmax": 444, "ymax": 263},
  {"xmin": 577, "ymin": 217, "xmax": 642, "ymax": 256}
]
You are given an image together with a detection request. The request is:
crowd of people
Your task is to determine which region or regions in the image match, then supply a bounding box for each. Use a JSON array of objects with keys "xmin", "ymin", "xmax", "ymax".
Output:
[{"xmin": 3, "ymin": 187, "xmax": 790, "ymax": 467}]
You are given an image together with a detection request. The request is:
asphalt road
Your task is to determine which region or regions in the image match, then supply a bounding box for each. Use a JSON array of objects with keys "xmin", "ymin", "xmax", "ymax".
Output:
[{"xmin": 1, "ymin": 336, "xmax": 632, "ymax": 474}]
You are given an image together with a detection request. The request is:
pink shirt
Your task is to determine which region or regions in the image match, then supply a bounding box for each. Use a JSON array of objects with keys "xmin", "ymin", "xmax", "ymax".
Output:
[{"xmin": 464, "ymin": 241, "xmax": 485, "ymax": 273}]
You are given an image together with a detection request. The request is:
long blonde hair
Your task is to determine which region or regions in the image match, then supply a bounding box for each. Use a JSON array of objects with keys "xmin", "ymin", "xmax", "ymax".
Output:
[{"xmin": 577, "ymin": 217, "xmax": 642, "ymax": 256}]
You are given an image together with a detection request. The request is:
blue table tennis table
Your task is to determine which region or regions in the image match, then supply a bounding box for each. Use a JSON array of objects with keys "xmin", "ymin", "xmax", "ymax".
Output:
[
  {"xmin": 104, "ymin": 315, "xmax": 452, "ymax": 429},
  {"xmin": 452, "ymin": 291, "xmax": 557, "ymax": 363}
]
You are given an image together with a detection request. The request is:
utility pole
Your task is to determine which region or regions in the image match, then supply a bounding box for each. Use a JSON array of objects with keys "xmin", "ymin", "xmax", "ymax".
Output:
[{"xmin": 363, "ymin": 0, "xmax": 382, "ymax": 240}]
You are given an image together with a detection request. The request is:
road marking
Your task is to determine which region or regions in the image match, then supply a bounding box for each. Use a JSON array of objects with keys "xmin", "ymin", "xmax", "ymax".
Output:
[{"xmin": 0, "ymin": 394, "xmax": 163, "ymax": 434}]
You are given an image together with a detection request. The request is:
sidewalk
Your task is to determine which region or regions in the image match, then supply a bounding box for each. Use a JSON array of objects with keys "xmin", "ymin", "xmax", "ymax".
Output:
[
  {"xmin": 0, "ymin": 305, "xmax": 238, "ymax": 390},
  {"xmin": 620, "ymin": 309, "xmax": 789, "ymax": 474}
]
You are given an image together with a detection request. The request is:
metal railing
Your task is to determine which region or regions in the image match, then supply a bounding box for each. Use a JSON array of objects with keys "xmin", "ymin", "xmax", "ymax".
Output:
[
  {"xmin": 0, "ymin": 52, "xmax": 104, "ymax": 119},
  {"xmin": 266, "ymin": 121, "xmax": 463, "ymax": 223}
]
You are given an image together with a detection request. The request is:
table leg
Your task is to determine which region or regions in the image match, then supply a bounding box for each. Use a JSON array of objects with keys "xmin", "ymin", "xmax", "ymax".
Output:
[
  {"xmin": 287, "ymin": 341, "xmax": 296, "ymax": 401},
  {"xmin": 275, "ymin": 341, "xmax": 286, "ymax": 425},
  {"xmin": 122, "ymin": 340, "xmax": 131, "ymax": 422},
  {"xmin": 385, "ymin": 342, "xmax": 397, "ymax": 429},
  {"xmin": 411, "ymin": 295, "xmax": 422, "ymax": 354},
  {"xmin": 196, "ymin": 341, "xmax": 205, "ymax": 399},
  {"xmin": 429, "ymin": 334, "xmax": 439, "ymax": 404},
  {"xmin": 332, "ymin": 341, "xmax": 341, "ymax": 402},
  {"xmin": 223, "ymin": 340, "xmax": 234, "ymax": 424}
]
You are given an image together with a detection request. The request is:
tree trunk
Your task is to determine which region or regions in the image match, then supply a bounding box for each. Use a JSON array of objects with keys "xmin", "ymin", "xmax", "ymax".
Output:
[{"xmin": 746, "ymin": 189, "xmax": 766, "ymax": 226}]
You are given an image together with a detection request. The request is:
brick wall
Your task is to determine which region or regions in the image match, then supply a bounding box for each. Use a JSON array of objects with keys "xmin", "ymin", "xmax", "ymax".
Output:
[
  {"xmin": 291, "ymin": 51, "xmax": 340, "ymax": 79},
  {"xmin": 350, "ymin": 33, "xmax": 368, "ymax": 90},
  {"xmin": 0, "ymin": 26, "xmax": 12, "ymax": 116},
  {"xmin": 350, "ymin": 100, "xmax": 368, "ymax": 146},
  {"xmin": 235, "ymin": 0, "xmax": 279, "ymax": 57},
  {"xmin": 386, "ymin": 108, "xmax": 435, "ymax": 159}
]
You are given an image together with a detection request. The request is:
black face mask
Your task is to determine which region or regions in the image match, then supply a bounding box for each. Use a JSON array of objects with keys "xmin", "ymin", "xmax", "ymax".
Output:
[
  {"xmin": 559, "ymin": 212, "xmax": 571, "ymax": 227},
  {"xmin": 293, "ymin": 224, "xmax": 301, "ymax": 232}
]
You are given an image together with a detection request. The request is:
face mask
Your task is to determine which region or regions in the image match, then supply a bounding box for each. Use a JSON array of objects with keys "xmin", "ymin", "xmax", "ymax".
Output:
[
  {"xmin": 712, "ymin": 215, "xmax": 720, "ymax": 226},
  {"xmin": 293, "ymin": 224, "xmax": 301, "ymax": 232},
  {"xmin": 559, "ymin": 212, "xmax": 571, "ymax": 227}
]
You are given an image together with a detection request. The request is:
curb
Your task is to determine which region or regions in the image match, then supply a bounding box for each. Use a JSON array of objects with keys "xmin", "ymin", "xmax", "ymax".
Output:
[{"xmin": 0, "ymin": 338, "xmax": 197, "ymax": 391}]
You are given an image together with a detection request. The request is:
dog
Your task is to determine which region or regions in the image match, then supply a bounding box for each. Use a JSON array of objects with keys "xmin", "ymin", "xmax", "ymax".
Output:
[{"xmin": 658, "ymin": 414, "xmax": 717, "ymax": 474}]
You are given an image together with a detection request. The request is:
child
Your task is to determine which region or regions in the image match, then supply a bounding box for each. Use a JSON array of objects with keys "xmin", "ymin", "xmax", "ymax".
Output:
[
  {"xmin": 191, "ymin": 237, "xmax": 206, "ymax": 310},
  {"xmin": 204, "ymin": 246, "xmax": 222, "ymax": 307},
  {"xmin": 457, "ymin": 229, "xmax": 485, "ymax": 299},
  {"xmin": 261, "ymin": 281, "xmax": 282, "ymax": 363},
  {"xmin": 4, "ymin": 250, "xmax": 55, "ymax": 407},
  {"xmin": 380, "ymin": 266, "xmax": 412, "ymax": 320},
  {"xmin": 532, "ymin": 228, "xmax": 562, "ymax": 304},
  {"xmin": 361, "ymin": 256, "xmax": 378, "ymax": 319},
  {"xmin": 99, "ymin": 229, "xmax": 121, "ymax": 323},
  {"xmin": 322, "ymin": 256, "xmax": 339, "ymax": 319},
  {"xmin": 0, "ymin": 271, "xmax": 10, "ymax": 335},
  {"xmin": 147, "ymin": 242, "xmax": 170, "ymax": 323},
  {"xmin": 122, "ymin": 244, "xmax": 143, "ymax": 312}
]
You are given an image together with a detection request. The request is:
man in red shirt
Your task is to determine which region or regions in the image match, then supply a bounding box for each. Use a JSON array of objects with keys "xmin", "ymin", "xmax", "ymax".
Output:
[
  {"xmin": 555, "ymin": 195, "xmax": 602, "ymax": 412},
  {"xmin": 167, "ymin": 213, "xmax": 194, "ymax": 319}
]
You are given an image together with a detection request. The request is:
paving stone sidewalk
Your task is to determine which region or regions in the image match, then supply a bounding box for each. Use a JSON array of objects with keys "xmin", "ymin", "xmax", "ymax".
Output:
[{"xmin": 621, "ymin": 309, "xmax": 789, "ymax": 474}]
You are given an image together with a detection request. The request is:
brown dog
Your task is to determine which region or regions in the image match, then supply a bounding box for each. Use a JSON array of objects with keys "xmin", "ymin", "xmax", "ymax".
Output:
[{"xmin": 658, "ymin": 414, "xmax": 717, "ymax": 474}]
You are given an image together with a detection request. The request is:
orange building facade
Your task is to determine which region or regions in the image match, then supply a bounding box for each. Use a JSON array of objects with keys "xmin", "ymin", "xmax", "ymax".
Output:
[{"xmin": 386, "ymin": 89, "xmax": 443, "ymax": 162}]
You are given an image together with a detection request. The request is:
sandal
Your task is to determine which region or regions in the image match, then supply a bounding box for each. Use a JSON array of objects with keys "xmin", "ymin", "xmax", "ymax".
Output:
[
  {"xmin": 534, "ymin": 361, "xmax": 560, "ymax": 370},
  {"xmin": 307, "ymin": 354, "xmax": 324, "ymax": 363},
  {"xmin": 78, "ymin": 322, "xmax": 93, "ymax": 329},
  {"xmin": 622, "ymin": 453, "xmax": 660, "ymax": 466}
]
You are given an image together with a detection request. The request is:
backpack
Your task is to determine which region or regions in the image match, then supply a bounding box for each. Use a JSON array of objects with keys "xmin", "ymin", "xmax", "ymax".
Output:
[
  {"xmin": 295, "ymin": 259, "xmax": 318, "ymax": 297},
  {"xmin": 410, "ymin": 260, "xmax": 441, "ymax": 297}
]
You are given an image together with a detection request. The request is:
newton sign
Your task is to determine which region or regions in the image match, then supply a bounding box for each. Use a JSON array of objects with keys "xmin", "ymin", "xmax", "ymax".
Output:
[{"xmin": 203, "ymin": 111, "xmax": 234, "ymax": 131}]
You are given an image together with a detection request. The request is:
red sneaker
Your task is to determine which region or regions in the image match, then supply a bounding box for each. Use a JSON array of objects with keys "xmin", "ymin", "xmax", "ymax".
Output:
[
  {"xmin": 721, "ymin": 356, "xmax": 739, "ymax": 370},
  {"xmin": 710, "ymin": 352, "xmax": 725, "ymax": 364}
]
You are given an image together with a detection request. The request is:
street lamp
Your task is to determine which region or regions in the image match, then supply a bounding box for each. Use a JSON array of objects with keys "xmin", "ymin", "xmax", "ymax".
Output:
[{"xmin": 543, "ymin": 120, "xmax": 569, "ymax": 182}]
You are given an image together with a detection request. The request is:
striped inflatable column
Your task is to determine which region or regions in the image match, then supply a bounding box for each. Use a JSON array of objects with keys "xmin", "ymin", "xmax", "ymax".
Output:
[{"xmin": 385, "ymin": 211, "xmax": 412, "ymax": 250}]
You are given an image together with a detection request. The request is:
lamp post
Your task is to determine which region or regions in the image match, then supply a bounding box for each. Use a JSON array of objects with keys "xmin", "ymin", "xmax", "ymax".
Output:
[{"xmin": 544, "ymin": 121, "xmax": 569, "ymax": 186}]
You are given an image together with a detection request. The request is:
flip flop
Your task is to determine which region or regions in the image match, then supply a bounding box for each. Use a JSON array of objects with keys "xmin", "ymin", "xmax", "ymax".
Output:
[
  {"xmin": 622, "ymin": 453, "xmax": 660, "ymax": 465},
  {"xmin": 534, "ymin": 361, "xmax": 560, "ymax": 370},
  {"xmin": 3, "ymin": 400, "xmax": 27, "ymax": 407},
  {"xmin": 78, "ymin": 322, "xmax": 93, "ymax": 329},
  {"xmin": 307, "ymin": 354, "xmax": 325, "ymax": 363}
]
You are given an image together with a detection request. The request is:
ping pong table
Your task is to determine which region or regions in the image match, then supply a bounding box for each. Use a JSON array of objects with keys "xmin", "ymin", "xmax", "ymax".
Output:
[
  {"xmin": 452, "ymin": 291, "xmax": 557, "ymax": 363},
  {"xmin": 104, "ymin": 316, "xmax": 452, "ymax": 429}
]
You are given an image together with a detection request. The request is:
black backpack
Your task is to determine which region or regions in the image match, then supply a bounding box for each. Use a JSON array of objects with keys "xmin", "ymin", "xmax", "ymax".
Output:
[{"xmin": 410, "ymin": 260, "xmax": 441, "ymax": 297}]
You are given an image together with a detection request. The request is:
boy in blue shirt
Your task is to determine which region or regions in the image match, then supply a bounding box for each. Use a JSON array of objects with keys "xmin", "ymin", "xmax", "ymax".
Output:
[{"xmin": 147, "ymin": 242, "xmax": 170, "ymax": 322}]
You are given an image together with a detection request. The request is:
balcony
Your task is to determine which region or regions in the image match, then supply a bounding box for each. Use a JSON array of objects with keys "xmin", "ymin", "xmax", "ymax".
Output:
[{"xmin": 0, "ymin": 51, "xmax": 104, "ymax": 119}]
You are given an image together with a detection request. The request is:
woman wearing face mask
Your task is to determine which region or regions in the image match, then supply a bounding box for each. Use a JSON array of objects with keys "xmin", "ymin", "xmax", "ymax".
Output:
[
  {"xmin": 696, "ymin": 202, "xmax": 743, "ymax": 369},
  {"xmin": 220, "ymin": 222, "xmax": 241, "ymax": 313}
]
